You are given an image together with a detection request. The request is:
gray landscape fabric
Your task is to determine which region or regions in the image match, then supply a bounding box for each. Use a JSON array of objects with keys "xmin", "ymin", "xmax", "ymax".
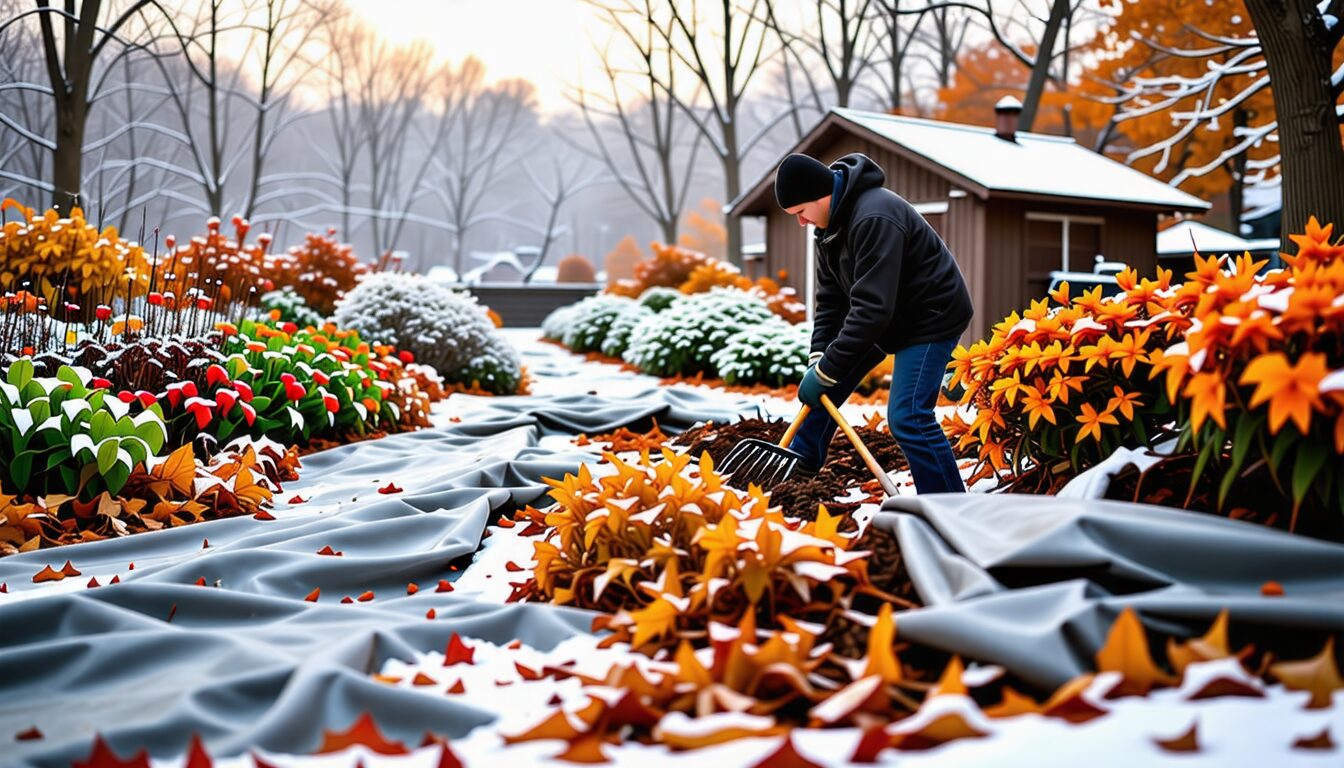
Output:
[{"xmin": 2, "ymin": 364, "xmax": 1342, "ymax": 766}]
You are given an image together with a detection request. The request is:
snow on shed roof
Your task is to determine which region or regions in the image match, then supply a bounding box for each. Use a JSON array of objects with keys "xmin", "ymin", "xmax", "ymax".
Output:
[
  {"xmin": 830, "ymin": 108, "xmax": 1210, "ymax": 211},
  {"xmin": 1157, "ymin": 220, "xmax": 1272, "ymax": 256}
]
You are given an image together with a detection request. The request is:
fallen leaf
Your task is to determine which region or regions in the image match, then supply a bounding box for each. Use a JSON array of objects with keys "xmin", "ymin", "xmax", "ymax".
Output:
[
  {"xmin": 889, "ymin": 700, "xmax": 989, "ymax": 751},
  {"xmin": 128, "ymin": 562, "xmax": 134, "ymax": 570},
  {"xmin": 194, "ymin": 577, "xmax": 207, "ymax": 586},
  {"xmin": 110, "ymin": 575, "xmax": 121, "ymax": 584},
  {"xmin": 434, "ymin": 742, "xmax": 466, "ymax": 768},
  {"xmin": 304, "ymin": 588, "xmax": 320, "ymax": 602},
  {"xmin": 406, "ymin": 582, "xmax": 419, "ymax": 595},
  {"xmin": 849, "ymin": 724, "xmax": 890, "ymax": 763},
  {"xmin": 32, "ymin": 565, "xmax": 64, "ymax": 583},
  {"xmin": 357, "ymin": 591, "xmax": 375, "ymax": 602},
  {"xmin": 426, "ymin": 608, "xmax": 437, "ymax": 619},
  {"xmin": 60, "ymin": 560, "xmax": 81, "ymax": 577},
  {"xmin": 436, "ymin": 579, "xmax": 455, "ymax": 593},
  {"xmin": 1040, "ymin": 675, "xmax": 1108, "ymax": 723},
  {"xmin": 87, "ymin": 577, "xmax": 100, "ymax": 588},
  {"xmin": 1292, "ymin": 726, "xmax": 1335, "ymax": 750},
  {"xmin": 750, "ymin": 736, "xmax": 823, "ymax": 768},
  {"xmin": 1154, "ymin": 721, "xmax": 1200, "ymax": 753},
  {"xmin": 447, "ymin": 679, "xmax": 465, "ymax": 694},
  {"xmin": 340, "ymin": 596, "xmax": 353, "ymax": 604},
  {"xmin": 507, "ymin": 639, "xmax": 522, "ymax": 650},
  {"xmin": 1270, "ymin": 637, "xmax": 1344, "ymax": 709},
  {"xmin": 502, "ymin": 709, "xmax": 585, "ymax": 745},
  {"xmin": 378, "ymin": 483, "xmax": 403, "ymax": 494},
  {"xmin": 505, "ymin": 560, "xmax": 524, "ymax": 572},
  {"xmin": 1182, "ymin": 658, "xmax": 1264, "ymax": 700},
  {"xmin": 1166, "ymin": 610, "xmax": 1249, "ymax": 676},
  {"xmin": 1261, "ymin": 580, "xmax": 1285, "ymax": 596},
  {"xmin": 72, "ymin": 735, "xmax": 150, "ymax": 768},
  {"xmin": 16, "ymin": 725, "xmax": 42, "ymax": 740},
  {"xmin": 413, "ymin": 672, "xmax": 438, "ymax": 686},
  {"xmin": 931, "ymin": 656, "xmax": 968, "ymax": 697},
  {"xmin": 202, "ymin": 539, "xmax": 210, "ymax": 549},
  {"xmin": 984, "ymin": 687, "xmax": 1040, "ymax": 718},
  {"xmin": 553, "ymin": 732, "xmax": 608, "ymax": 764},
  {"xmin": 497, "ymin": 517, "xmax": 516, "ymax": 529},
  {"xmin": 0, "ymin": 583, "xmax": 6, "ymax": 592},
  {"xmin": 252, "ymin": 510, "xmax": 276, "ymax": 521},
  {"xmin": 515, "ymin": 661, "xmax": 544, "ymax": 681},
  {"xmin": 1095, "ymin": 606, "xmax": 1176, "ymax": 697},
  {"xmin": 444, "ymin": 633, "xmax": 475, "ymax": 666},
  {"xmin": 316, "ymin": 545, "xmax": 342, "ymax": 556},
  {"xmin": 184, "ymin": 734, "xmax": 212, "ymax": 768},
  {"xmin": 287, "ymin": 495, "xmax": 307, "ymax": 504},
  {"xmin": 317, "ymin": 711, "xmax": 407, "ymax": 755},
  {"xmin": 862, "ymin": 603, "xmax": 902, "ymax": 684}
]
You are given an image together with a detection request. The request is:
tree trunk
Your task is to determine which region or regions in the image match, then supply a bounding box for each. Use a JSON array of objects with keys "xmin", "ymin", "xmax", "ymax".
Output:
[
  {"xmin": 1019, "ymin": 0, "xmax": 1069, "ymax": 132},
  {"xmin": 1244, "ymin": 0, "xmax": 1344, "ymax": 250},
  {"xmin": 722, "ymin": 118, "xmax": 742, "ymax": 267},
  {"xmin": 51, "ymin": 100, "xmax": 86, "ymax": 213}
]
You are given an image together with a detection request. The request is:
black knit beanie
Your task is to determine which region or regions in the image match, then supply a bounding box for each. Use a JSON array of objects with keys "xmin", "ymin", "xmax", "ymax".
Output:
[{"xmin": 774, "ymin": 153, "xmax": 835, "ymax": 209}]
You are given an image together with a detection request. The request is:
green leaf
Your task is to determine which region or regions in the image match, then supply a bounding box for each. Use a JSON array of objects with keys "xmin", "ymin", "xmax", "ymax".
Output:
[
  {"xmin": 1219, "ymin": 413, "xmax": 1261, "ymax": 509},
  {"xmin": 58, "ymin": 463, "xmax": 79, "ymax": 493},
  {"xmin": 216, "ymin": 419, "xmax": 236, "ymax": 443},
  {"xmin": 45, "ymin": 448, "xmax": 72, "ymax": 470},
  {"xmin": 134, "ymin": 418, "xmax": 165, "ymax": 455},
  {"xmin": 89, "ymin": 410, "xmax": 116, "ymax": 443},
  {"xmin": 56, "ymin": 366, "xmax": 88, "ymax": 397},
  {"xmin": 1268, "ymin": 428, "xmax": 1295, "ymax": 475},
  {"xmin": 103, "ymin": 462, "xmax": 130, "ymax": 496},
  {"xmin": 9, "ymin": 451, "xmax": 35, "ymax": 491},
  {"xmin": 251, "ymin": 395, "xmax": 272, "ymax": 411},
  {"xmin": 1292, "ymin": 442, "xmax": 1327, "ymax": 512},
  {"xmin": 6, "ymin": 358, "xmax": 33, "ymax": 389},
  {"xmin": 97, "ymin": 438, "xmax": 120, "ymax": 475},
  {"xmin": 1188, "ymin": 433, "xmax": 1220, "ymax": 505}
]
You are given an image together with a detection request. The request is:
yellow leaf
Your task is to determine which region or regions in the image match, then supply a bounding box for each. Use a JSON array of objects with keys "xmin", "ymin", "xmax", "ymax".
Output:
[
  {"xmin": 862, "ymin": 603, "xmax": 902, "ymax": 684},
  {"xmin": 1270, "ymin": 637, "xmax": 1344, "ymax": 709},
  {"xmin": 1095, "ymin": 606, "xmax": 1176, "ymax": 697}
]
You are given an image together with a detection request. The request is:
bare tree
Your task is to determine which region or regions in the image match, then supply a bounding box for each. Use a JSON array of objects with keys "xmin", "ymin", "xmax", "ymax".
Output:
[
  {"xmin": 429, "ymin": 65, "xmax": 537, "ymax": 275},
  {"xmin": 0, "ymin": 0, "xmax": 53, "ymax": 201},
  {"xmin": 519, "ymin": 153, "xmax": 607, "ymax": 281},
  {"xmin": 867, "ymin": 0, "xmax": 933, "ymax": 112},
  {"xmin": 761, "ymin": 0, "xmax": 879, "ymax": 110},
  {"xmin": 576, "ymin": 0, "xmax": 705, "ymax": 244}
]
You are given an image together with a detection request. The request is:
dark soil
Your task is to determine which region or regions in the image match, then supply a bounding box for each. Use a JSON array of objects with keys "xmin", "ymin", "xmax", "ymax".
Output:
[{"xmin": 672, "ymin": 415, "xmax": 908, "ymax": 519}]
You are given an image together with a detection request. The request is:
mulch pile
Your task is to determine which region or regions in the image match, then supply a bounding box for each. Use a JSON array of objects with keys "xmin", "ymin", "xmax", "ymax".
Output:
[{"xmin": 672, "ymin": 416, "xmax": 908, "ymax": 520}]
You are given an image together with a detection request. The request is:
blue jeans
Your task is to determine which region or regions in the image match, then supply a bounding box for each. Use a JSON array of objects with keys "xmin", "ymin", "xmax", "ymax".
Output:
[{"xmin": 789, "ymin": 338, "xmax": 965, "ymax": 494}]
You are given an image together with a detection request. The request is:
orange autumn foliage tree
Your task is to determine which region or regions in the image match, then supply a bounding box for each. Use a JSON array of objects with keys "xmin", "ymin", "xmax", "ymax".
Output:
[
  {"xmin": 933, "ymin": 41, "xmax": 1114, "ymax": 148},
  {"xmin": 677, "ymin": 198, "xmax": 727, "ymax": 261},
  {"xmin": 1081, "ymin": 0, "xmax": 1288, "ymax": 208}
]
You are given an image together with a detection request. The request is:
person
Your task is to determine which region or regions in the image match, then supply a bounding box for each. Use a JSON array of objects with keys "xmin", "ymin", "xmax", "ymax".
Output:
[{"xmin": 773, "ymin": 152, "xmax": 973, "ymax": 494}]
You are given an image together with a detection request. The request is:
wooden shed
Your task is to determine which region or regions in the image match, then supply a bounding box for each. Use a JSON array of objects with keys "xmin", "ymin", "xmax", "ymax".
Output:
[{"xmin": 728, "ymin": 106, "xmax": 1210, "ymax": 342}]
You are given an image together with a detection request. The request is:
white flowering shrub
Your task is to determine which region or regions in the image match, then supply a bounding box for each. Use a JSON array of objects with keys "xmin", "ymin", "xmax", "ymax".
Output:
[
  {"xmin": 600, "ymin": 303, "xmax": 654, "ymax": 358},
  {"xmin": 333, "ymin": 272, "xmax": 522, "ymax": 394},
  {"xmin": 561, "ymin": 294, "xmax": 636, "ymax": 352},
  {"xmin": 541, "ymin": 304, "xmax": 579, "ymax": 342},
  {"xmin": 623, "ymin": 288, "xmax": 775, "ymax": 377},
  {"xmin": 711, "ymin": 319, "xmax": 811, "ymax": 387},
  {"xmin": 637, "ymin": 286, "xmax": 681, "ymax": 313},
  {"xmin": 260, "ymin": 286, "xmax": 325, "ymax": 328}
]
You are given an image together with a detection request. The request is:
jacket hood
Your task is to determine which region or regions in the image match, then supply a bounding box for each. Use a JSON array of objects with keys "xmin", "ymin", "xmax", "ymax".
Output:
[{"xmin": 828, "ymin": 153, "xmax": 886, "ymax": 230}]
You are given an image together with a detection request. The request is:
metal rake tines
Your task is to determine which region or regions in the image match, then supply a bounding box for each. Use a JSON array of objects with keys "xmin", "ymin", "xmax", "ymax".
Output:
[{"xmin": 720, "ymin": 440, "xmax": 800, "ymax": 490}]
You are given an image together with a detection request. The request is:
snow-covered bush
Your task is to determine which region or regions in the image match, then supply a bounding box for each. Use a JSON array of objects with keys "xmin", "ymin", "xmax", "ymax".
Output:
[
  {"xmin": 623, "ymin": 288, "xmax": 775, "ymax": 376},
  {"xmin": 562, "ymin": 294, "xmax": 635, "ymax": 352},
  {"xmin": 711, "ymin": 319, "xmax": 811, "ymax": 387},
  {"xmin": 332, "ymin": 272, "xmax": 521, "ymax": 394},
  {"xmin": 260, "ymin": 286, "xmax": 325, "ymax": 328},
  {"xmin": 540, "ymin": 304, "xmax": 579, "ymax": 342},
  {"xmin": 600, "ymin": 304, "xmax": 654, "ymax": 359},
  {"xmin": 637, "ymin": 286, "xmax": 680, "ymax": 313}
]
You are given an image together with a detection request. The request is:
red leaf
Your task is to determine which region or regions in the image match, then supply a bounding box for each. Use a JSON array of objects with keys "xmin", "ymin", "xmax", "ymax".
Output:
[
  {"xmin": 252, "ymin": 510, "xmax": 276, "ymax": 521},
  {"xmin": 751, "ymin": 736, "xmax": 824, "ymax": 768},
  {"xmin": 357, "ymin": 591, "xmax": 375, "ymax": 602},
  {"xmin": 426, "ymin": 608, "xmax": 437, "ymax": 619},
  {"xmin": 185, "ymin": 734, "xmax": 213, "ymax": 768},
  {"xmin": 413, "ymin": 672, "xmax": 438, "ymax": 686},
  {"xmin": 447, "ymin": 679, "xmax": 466, "ymax": 694},
  {"xmin": 505, "ymin": 561, "xmax": 524, "ymax": 572},
  {"xmin": 128, "ymin": 562, "xmax": 135, "ymax": 570},
  {"xmin": 444, "ymin": 633, "xmax": 475, "ymax": 666},
  {"xmin": 378, "ymin": 482, "xmax": 403, "ymax": 494},
  {"xmin": 507, "ymin": 639, "xmax": 522, "ymax": 650},
  {"xmin": 515, "ymin": 662, "xmax": 543, "ymax": 681},
  {"xmin": 0, "ymin": 582, "xmax": 7, "ymax": 592},
  {"xmin": 340, "ymin": 596, "xmax": 354, "ymax": 604},
  {"xmin": 436, "ymin": 579, "xmax": 455, "ymax": 593},
  {"xmin": 1261, "ymin": 580, "xmax": 1285, "ymax": 596},
  {"xmin": 316, "ymin": 545, "xmax": 343, "ymax": 556},
  {"xmin": 16, "ymin": 725, "xmax": 42, "ymax": 741},
  {"xmin": 194, "ymin": 577, "xmax": 207, "ymax": 586},
  {"xmin": 201, "ymin": 539, "xmax": 210, "ymax": 549},
  {"xmin": 33, "ymin": 565, "xmax": 64, "ymax": 583},
  {"xmin": 406, "ymin": 582, "xmax": 419, "ymax": 595},
  {"xmin": 496, "ymin": 517, "xmax": 516, "ymax": 529},
  {"xmin": 288, "ymin": 495, "xmax": 307, "ymax": 504},
  {"xmin": 434, "ymin": 742, "xmax": 466, "ymax": 768},
  {"xmin": 317, "ymin": 712, "xmax": 408, "ymax": 755},
  {"xmin": 87, "ymin": 577, "xmax": 100, "ymax": 588},
  {"xmin": 251, "ymin": 754, "xmax": 280, "ymax": 768},
  {"xmin": 850, "ymin": 725, "xmax": 890, "ymax": 763},
  {"xmin": 110, "ymin": 575, "xmax": 121, "ymax": 584},
  {"xmin": 60, "ymin": 560, "xmax": 81, "ymax": 577},
  {"xmin": 73, "ymin": 735, "xmax": 150, "ymax": 768},
  {"xmin": 304, "ymin": 588, "xmax": 320, "ymax": 602}
]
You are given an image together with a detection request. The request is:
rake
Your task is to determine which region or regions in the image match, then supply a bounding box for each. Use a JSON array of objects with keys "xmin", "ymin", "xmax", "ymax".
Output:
[{"xmin": 719, "ymin": 394, "xmax": 900, "ymax": 497}]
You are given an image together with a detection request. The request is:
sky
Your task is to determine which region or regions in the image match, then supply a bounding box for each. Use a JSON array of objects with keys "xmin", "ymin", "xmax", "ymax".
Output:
[{"xmin": 341, "ymin": 0, "xmax": 616, "ymax": 115}]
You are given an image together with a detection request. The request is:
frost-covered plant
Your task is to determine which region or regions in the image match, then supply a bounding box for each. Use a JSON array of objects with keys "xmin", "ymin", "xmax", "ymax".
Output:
[
  {"xmin": 562, "ymin": 294, "xmax": 635, "ymax": 352},
  {"xmin": 332, "ymin": 272, "xmax": 521, "ymax": 394},
  {"xmin": 541, "ymin": 304, "xmax": 579, "ymax": 342},
  {"xmin": 623, "ymin": 288, "xmax": 775, "ymax": 376},
  {"xmin": 636, "ymin": 286, "xmax": 680, "ymax": 313},
  {"xmin": 600, "ymin": 304, "xmax": 654, "ymax": 358},
  {"xmin": 711, "ymin": 319, "xmax": 811, "ymax": 387},
  {"xmin": 260, "ymin": 286, "xmax": 325, "ymax": 328}
]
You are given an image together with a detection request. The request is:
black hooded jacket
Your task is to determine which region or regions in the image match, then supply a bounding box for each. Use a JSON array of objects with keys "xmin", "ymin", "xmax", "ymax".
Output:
[{"xmin": 812, "ymin": 153, "xmax": 973, "ymax": 381}]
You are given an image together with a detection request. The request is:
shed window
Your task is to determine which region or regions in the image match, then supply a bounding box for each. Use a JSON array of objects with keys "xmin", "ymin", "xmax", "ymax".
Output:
[{"xmin": 1025, "ymin": 213, "xmax": 1104, "ymax": 296}]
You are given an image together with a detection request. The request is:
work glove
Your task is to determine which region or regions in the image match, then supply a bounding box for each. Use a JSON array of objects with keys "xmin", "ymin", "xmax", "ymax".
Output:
[{"xmin": 797, "ymin": 363, "xmax": 835, "ymax": 408}]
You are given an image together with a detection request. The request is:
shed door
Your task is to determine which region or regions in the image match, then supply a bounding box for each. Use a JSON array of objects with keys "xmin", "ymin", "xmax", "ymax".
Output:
[{"xmin": 1024, "ymin": 213, "xmax": 1105, "ymax": 299}]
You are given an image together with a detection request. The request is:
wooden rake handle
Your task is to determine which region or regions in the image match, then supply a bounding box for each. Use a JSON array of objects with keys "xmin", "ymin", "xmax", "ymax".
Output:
[
  {"xmin": 819, "ymin": 394, "xmax": 900, "ymax": 498},
  {"xmin": 778, "ymin": 405, "xmax": 810, "ymax": 447}
]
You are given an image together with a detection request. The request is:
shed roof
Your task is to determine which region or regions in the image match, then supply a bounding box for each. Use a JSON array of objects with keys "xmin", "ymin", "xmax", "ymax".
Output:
[
  {"xmin": 1156, "ymin": 220, "xmax": 1279, "ymax": 257},
  {"xmin": 730, "ymin": 107, "xmax": 1211, "ymax": 216}
]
